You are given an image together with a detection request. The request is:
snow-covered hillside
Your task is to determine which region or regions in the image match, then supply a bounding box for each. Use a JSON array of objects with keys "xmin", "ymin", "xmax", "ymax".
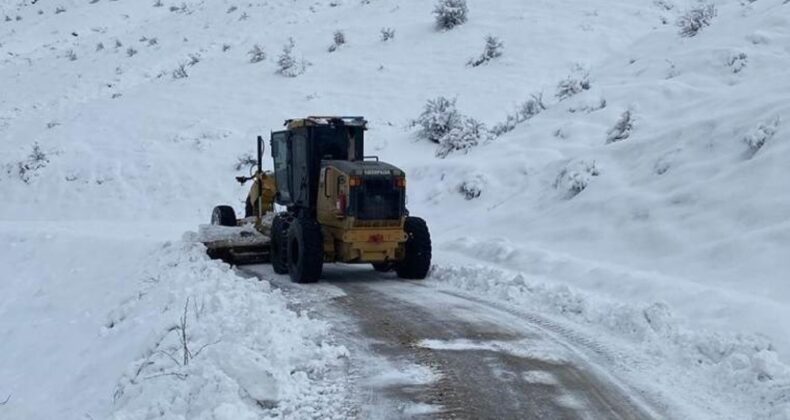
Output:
[{"xmin": 1, "ymin": 0, "xmax": 788, "ymax": 418}]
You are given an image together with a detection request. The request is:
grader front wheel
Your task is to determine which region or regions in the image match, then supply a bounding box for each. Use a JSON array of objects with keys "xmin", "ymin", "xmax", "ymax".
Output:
[
  {"xmin": 211, "ymin": 205, "xmax": 237, "ymax": 227},
  {"xmin": 270, "ymin": 213, "xmax": 291, "ymax": 275},
  {"xmin": 287, "ymin": 217, "xmax": 324, "ymax": 283}
]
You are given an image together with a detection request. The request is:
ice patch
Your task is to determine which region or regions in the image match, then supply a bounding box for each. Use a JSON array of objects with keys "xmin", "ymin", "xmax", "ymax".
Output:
[
  {"xmin": 401, "ymin": 402, "xmax": 442, "ymax": 416},
  {"xmin": 365, "ymin": 363, "xmax": 437, "ymax": 387},
  {"xmin": 554, "ymin": 393, "xmax": 586, "ymax": 410},
  {"xmin": 521, "ymin": 370, "xmax": 560, "ymax": 385},
  {"xmin": 417, "ymin": 338, "xmax": 568, "ymax": 364}
]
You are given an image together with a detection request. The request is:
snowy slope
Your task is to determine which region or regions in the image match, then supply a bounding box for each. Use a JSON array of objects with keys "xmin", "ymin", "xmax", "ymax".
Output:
[{"xmin": 1, "ymin": 0, "xmax": 789, "ymax": 418}]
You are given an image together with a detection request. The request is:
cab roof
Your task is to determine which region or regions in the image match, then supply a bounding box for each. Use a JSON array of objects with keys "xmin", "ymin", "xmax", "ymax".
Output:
[{"xmin": 284, "ymin": 116, "xmax": 368, "ymax": 129}]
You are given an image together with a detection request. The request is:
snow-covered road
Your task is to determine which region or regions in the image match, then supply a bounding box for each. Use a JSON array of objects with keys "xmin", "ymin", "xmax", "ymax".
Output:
[{"xmin": 242, "ymin": 264, "xmax": 660, "ymax": 419}]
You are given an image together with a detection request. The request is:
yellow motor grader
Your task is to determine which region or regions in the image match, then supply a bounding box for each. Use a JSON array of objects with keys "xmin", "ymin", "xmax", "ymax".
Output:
[{"xmin": 204, "ymin": 116, "xmax": 431, "ymax": 283}]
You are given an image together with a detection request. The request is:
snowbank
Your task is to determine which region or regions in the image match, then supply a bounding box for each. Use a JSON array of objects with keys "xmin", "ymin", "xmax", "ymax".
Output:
[
  {"xmin": 108, "ymin": 238, "xmax": 350, "ymax": 419},
  {"xmin": 428, "ymin": 263, "xmax": 790, "ymax": 420},
  {"xmin": 0, "ymin": 223, "xmax": 349, "ymax": 419}
]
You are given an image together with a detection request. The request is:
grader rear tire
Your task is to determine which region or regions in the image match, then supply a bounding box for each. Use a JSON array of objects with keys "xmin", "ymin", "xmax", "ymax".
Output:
[
  {"xmin": 287, "ymin": 218, "xmax": 323, "ymax": 283},
  {"xmin": 396, "ymin": 216, "xmax": 432, "ymax": 280}
]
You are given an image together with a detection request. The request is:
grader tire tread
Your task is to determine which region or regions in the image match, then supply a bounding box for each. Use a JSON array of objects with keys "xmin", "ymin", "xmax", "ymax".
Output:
[
  {"xmin": 212, "ymin": 205, "xmax": 237, "ymax": 227},
  {"xmin": 287, "ymin": 217, "xmax": 323, "ymax": 283},
  {"xmin": 271, "ymin": 213, "xmax": 292, "ymax": 275},
  {"xmin": 396, "ymin": 216, "xmax": 432, "ymax": 280}
]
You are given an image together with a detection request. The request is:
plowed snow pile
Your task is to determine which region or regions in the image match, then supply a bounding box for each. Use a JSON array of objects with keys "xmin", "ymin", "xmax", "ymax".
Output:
[
  {"xmin": 1, "ymin": 0, "xmax": 788, "ymax": 418},
  {"xmin": 0, "ymin": 223, "xmax": 350, "ymax": 419}
]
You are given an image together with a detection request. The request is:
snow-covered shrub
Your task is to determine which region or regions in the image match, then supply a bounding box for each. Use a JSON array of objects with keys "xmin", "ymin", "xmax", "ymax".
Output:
[
  {"xmin": 744, "ymin": 117, "xmax": 780, "ymax": 156},
  {"xmin": 115, "ymin": 39, "xmax": 123, "ymax": 48},
  {"xmin": 328, "ymin": 30, "xmax": 346, "ymax": 52},
  {"xmin": 222, "ymin": 44, "xmax": 231, "ymax": 52},
  {"xmin": 654, "ymin": 0, "xmax": 674, "ymax": 11},
  {"xmin": 556, "ymin": 67, "xmax": 591, "ymax": 100},
  {"xmin": 653, "ymin": 150, "xmax": 680, "ymax": 175},
  {"xmin": 518, "ymin": 94, "xmax": 546, "ymax": 120},
  {"xmin": 568, "ymin": 98, "xmax": 607, "ymax": 114},
  {"xmin": 458, "ymin": 175, "xmax": 485, "ymax": 200},
  {"xmin": 170, "ymin": 3, "xmax": 189, "ymax": 14},
  {"xmin": 433, "ymin": 0, "xmax": 468, "ymax": 30},
  {"xmin": 490, "ymin": 93, "xmax": 546, "ymax": 137},
  {"xmin": 728, "ymin": 52, "xmax": 748, "ymax": 73},
  {"xmin": 186, "ymin": 53, "xmax": 200, "ymax": 66},
  {"xmin": 226, "ymin": 6, "xmax": 238, "ymax": 13},
  {"xmin": 677, "ymin": 5, "xmax": 717, "ymax": 37},
  {"xmin": 96, "ymin": 42, "xmax": 104, "ymax": 52},
  {"xmin": 276, "ymin": 38, "xmax": 306, "ymax": 78},
  {"xmin": 248, "ymin": 44, "xmax": 266, "ymax": 63},
  {"xmin": 65, "ymin": 49, "xmax": 77, "ymax": 61},
  {"xmin": 436, "ymin": 117, "xmax": 487, "ymax": 158},
  {"xmin": 147, "ymin": 38, "xmax": 158, "ymax": 47},
  {"xmin": 411, "ymin": 97, "xmax": 487, "ymax": 157},
  {"xmin": 13, "ymin": 143, "xmax": 50, "ymax": 184},
  {"xmin": 606, "ymin": 110, "xmax": 634, "ymax": 144},
  {"xmin": 126, "ymin": 47, "xmax": 138, "ymax": 57},
  {"xmin": 171, "ymin": 63, "xmax": 188, "ymax": 79},
  {"xmin": 277, "ymin": 39, "xmax": 297, "ymax": 75},
  {"xmin": 153, "ymin": 0, "xmax": 163, "ymax": 7},
  {"xmin": 334, "ymin": 31, "xmax": 346, "ymax": 46},
  {"xmin": 55, "ymin": 6, "xmax": 66, "ymax": 14},
  {"xmin": 235, "ymin": 153, "xmax": 257, "ymax": 171},
  {"xmin": 554, "ymin": 160, "xmax": 600, "ymax": 198},
  {"xmin": 411, "ymin": 96, "xmax": 462, "ymax": 144},
  {"xmin": 468, "ymin": 35, "xmax": 503, "ymax": 67},
  {"xmin": 380, "ymin": 27, "xmax": 395, "ymax": 41}
]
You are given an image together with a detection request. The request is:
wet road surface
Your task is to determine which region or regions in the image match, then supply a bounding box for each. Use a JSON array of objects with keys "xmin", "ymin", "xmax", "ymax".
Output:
[{"xmin": 242, "ymin": 264, "xmax": 659, "ymax": 420}]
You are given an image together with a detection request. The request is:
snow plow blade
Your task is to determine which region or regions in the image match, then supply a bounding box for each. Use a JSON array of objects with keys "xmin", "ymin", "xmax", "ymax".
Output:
[{"xmin": 198, "ymin": 224, "xmax": 271, "ymax": 265}]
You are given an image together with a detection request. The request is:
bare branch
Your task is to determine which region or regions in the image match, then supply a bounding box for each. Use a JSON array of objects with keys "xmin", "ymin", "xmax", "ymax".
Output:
[
  {"xmin": 192, "ymin": 296, "xmax": 205, "ymax": 321},
  {"xmin": 142, "ymin": 372, "xmax": 188, "ymax": 381},
  {"xmin": 1, "ymin": 394, "xmax": 10, "ymax": 405},
  {"xmin": 180, "ymin": 297, "xmax": 190, "ymax": 365},
  {"xmin": 134, "ymin": 360, "xmax": 154, "ymax": 378},
  {"xmin": 156, "ymin": 349, "xmax": 182, "ymax": 367},
  {"xmin": 192, "ymin": 339, "xmax": 221, "ymax": 358}
]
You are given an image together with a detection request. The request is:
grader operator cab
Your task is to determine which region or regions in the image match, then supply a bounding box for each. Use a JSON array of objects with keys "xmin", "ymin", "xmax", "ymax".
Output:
[{"xmin": 205, "ymin": 116, "xmax": 431, "ymax": 283}]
